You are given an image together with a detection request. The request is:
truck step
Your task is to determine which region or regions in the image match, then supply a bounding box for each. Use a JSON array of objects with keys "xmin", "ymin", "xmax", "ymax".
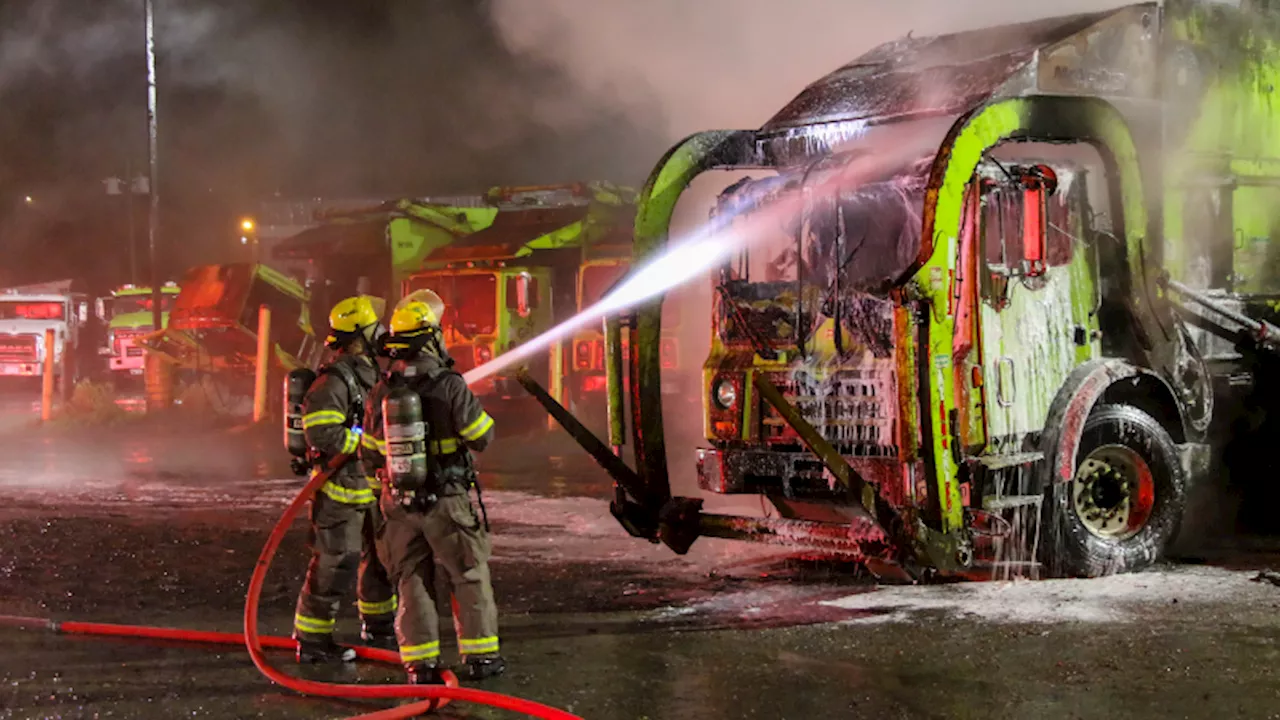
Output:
[{"xmin": 972, "ymin": 452, "xmax": 1044, "ymax": 471}]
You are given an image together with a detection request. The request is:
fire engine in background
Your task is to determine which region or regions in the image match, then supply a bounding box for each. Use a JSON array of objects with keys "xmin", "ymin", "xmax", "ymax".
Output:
[
  {"xmin": 526, "ymin": 2, "xmax": 1280, "ymax": 582},
  {"xmin": 96, "ymin": 282, "xmax": 180, "ymax": 378},
  {"xmin": 0, "ymin": 280, "xmax": 90, "ymax": 391}
]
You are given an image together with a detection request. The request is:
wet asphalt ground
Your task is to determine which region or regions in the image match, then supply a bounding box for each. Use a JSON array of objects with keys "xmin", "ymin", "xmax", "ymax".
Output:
[{"xmin": 2, "ymin": 387, "xmax": 1280, "ymax": 719}]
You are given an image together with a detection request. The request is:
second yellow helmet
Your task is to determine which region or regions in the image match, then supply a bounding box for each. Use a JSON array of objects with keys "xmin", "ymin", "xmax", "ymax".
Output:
[{"xmin": 389, "ymin": 289, "xmax": 446, "ymax": 336}]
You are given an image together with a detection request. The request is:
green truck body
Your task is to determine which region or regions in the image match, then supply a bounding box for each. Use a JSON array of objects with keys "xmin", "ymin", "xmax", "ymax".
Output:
[
  {"xmin": 98, "ymin": 283, "xmax": 180, "ymax": 376},
  {"xmin": 277, "ymin": 183, "xmax": 639, "ymax": 430},
  {"xmin": 536, "ymin": 1, "xmax": 1280, "ymax": 580}
]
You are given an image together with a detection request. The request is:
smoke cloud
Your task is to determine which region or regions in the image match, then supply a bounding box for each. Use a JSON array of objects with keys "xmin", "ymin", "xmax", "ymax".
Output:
[
  {"xmin": 489, "ymin": 0, "xmax": 1133, "ymax": 140},
  {"xmin": 0, "ymin": 0, "xmax": 1137, "ymax": 289},
  {"xmin": 0, "ymin": 0, "xmax": 672, "ymax": 287}
]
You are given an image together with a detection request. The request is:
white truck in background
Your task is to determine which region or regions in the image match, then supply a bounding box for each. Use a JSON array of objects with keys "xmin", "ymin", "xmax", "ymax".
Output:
[{"xmin": 0, "ymin": 280, "xmax": 89, "ymax": 388}]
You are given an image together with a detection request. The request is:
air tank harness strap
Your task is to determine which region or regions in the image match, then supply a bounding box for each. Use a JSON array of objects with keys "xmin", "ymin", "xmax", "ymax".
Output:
[
  {"xmin": 466, "ymin": 461, "xmax": 489, "ymax": 533},
  {"xmin": 321, "ymin": 358, "xmax": 370, "ymax": 428},
  {"xmin": 474, "ymin": 482, "xmax": 489, "ymax": 533}
]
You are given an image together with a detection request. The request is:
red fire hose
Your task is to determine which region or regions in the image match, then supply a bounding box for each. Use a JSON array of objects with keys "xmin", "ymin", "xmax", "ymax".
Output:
[{"xmin": 1, "ymin": 465, "xmax": 583, "ymax": 720}]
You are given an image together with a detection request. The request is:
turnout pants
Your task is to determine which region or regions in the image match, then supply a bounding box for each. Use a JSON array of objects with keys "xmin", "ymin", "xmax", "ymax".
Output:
[
  {"xmin": 377, "ymin": 492, "xmax": 500, "ymax": 668},
  {"xmin": 294, "ymin": 493, "xmax": 397, "ymax": 640}
]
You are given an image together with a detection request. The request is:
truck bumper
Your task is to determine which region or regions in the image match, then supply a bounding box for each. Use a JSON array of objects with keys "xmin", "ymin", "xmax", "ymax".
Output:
[
  {"xmin": 696, "ymin": 446, "xmax": 907, "ymax": 504},
  {"xmin": 696, "ymin": 447, "xmax": 827, "ymax": 494},
  {"xmin": 109, "ymin": 355, "xmax": 145, "ymax": 374},
  {"xmin": 0, "ymin": 363, "xmax": 40, "ymax": 377}
]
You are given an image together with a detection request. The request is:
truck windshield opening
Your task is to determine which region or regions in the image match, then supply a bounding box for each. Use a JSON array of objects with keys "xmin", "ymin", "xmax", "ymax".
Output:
[
  {"xmin": 715, "ymin": 169, "xmax": 925, "ymax": 351},
  {"xmin": 0, "ymin": 301, "xmax": 65, "ymax": 321},
  {"xmin": 412, "ymin": 273, "xmax": 498, "ymax": 339},
  {"xmin": 113, "ymin": 295, "xmax": 176, "ymax": 316},
  {"xmin": 581, "ymin": 263, "xmax": 629, "ymax": 308}
]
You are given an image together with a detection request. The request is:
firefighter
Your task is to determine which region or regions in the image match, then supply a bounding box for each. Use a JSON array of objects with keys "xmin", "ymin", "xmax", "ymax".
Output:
[
  {"xmin": 368, "ymin": 289, "xmax": 505, "ymax": 685},
  {"xmin": 293, "ymin": 295, "xmax": 398, "ymax": 663}
]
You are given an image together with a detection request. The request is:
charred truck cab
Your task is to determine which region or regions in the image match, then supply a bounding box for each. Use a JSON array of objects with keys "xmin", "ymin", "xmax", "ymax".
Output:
[{"xmin": 524, "ymin": 2, "xmax": 1280, "ymax": 580}]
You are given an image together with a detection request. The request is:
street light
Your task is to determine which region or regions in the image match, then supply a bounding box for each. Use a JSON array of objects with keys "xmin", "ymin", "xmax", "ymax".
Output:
[
  {"xmin": 23, "ymin": 195, "xmax": 32, "ymax": 205},
  {"xmin": 241, "ymin": 217, "xmax": 255, "ymax": 232}
]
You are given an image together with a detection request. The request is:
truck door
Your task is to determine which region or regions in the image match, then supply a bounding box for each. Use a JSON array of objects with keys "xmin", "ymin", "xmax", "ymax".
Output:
[
  {"xmin": 976, "ymin": 166, "xmax": 1095, "ymax": 454},
  {"xmin": 1232, "ymin": 185, "xmax": 1280, "ymax": 296}
]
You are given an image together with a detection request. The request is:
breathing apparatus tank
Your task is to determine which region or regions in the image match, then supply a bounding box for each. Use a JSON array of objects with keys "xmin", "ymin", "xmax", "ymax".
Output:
[
  {"xmin": 284, "ymin": 368, "xmax": 317, "ymax": 475},
  {"xmin": 384, "ymin": 385, "xmax": 430, "ymax": 505}
]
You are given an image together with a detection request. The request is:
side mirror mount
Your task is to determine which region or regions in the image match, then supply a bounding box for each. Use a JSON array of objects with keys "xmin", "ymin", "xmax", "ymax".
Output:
[
  {"xmin": 1020, "ymin": 165, "xmax": 1057, "ymax": 278},
  {"xmin": 506, "ymin": 273, "xmax": 537, "ymax": 318},
  {"xmin": 1022, "ymin": 184, "xmax": 1046, "ymax": 277}
]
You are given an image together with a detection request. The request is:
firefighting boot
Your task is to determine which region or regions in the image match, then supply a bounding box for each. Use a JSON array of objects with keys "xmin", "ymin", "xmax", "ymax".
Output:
[
  {"xmin": 296, "ymin": 636, "xmax": 357, "ymax": 664},
  {"xmin": 460, "ymin": 654, "xmax": 506, "ymax": 681},
  {"xmin": 360, "ymin": 619, "xmax": 398, "ymax": 650},
  {"xmin": 406, "ymin": 664, "xmax": 448, "ymax": 685}
]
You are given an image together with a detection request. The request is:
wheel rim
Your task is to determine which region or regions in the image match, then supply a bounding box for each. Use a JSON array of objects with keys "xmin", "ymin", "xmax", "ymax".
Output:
[{"xmin": 1071, "ymin": 444, "xmax": 1156, "ymax": 540}]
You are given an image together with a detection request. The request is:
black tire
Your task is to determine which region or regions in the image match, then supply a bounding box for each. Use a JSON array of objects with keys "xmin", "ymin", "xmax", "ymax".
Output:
[{"xmin": 1042, "ymin": 404, "xmax": 1185, "ymax": 578}]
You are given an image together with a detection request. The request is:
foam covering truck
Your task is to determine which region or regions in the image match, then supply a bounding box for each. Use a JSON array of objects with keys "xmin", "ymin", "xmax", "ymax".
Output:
[{"xmin": 524, "ymin": 1, "xmax": 1280, "ymax": 581}]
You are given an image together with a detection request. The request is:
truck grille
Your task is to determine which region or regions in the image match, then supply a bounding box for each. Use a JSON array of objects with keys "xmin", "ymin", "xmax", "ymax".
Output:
[
  {"xmin": 114, "ymin": 328, "xmax": 150, "ymax": 357},
  {"xmin": 0, "ymin": 334, "xmax": 38, "ymax": 363},
  {"xmin": 762, "ymin": 365, "xmax": 898, "ymax": 457}
]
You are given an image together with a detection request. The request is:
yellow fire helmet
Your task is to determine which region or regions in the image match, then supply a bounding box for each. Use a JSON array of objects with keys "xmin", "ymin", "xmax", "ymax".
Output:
[
  {"xmin": 389, "ymin": 289, "xmax": 446, "ymax": 337},
  {"xmin": 326, "ymin": 295, "xmax": 381, "ymax": 346}
]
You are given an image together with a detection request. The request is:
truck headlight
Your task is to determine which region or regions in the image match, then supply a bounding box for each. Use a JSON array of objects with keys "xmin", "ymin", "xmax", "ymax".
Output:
[{"xmin": 712, "ymin": 378, "xmax": 737, "ymax": 410}]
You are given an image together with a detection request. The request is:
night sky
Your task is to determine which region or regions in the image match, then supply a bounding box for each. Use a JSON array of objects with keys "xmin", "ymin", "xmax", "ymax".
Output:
[{"xmin": 0, "ymin": 0, "xmax": 670, "ymax": 291}]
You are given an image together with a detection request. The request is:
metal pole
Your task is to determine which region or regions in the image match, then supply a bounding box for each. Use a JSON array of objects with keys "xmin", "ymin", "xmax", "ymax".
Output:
[
  {"xmin": 126, "ymin": 156, "xmax": 136, "ymax": 284},
  {"xmin": 253, "ymin": 305, "xmax": 271, "ymax": 423},
  {"xmin": 145, "ymin": 0, "xmax": 161, "ymax": 332},
  {"xmin": 41, "ymin": 329, "xmax": 55, "ymax": 422}
]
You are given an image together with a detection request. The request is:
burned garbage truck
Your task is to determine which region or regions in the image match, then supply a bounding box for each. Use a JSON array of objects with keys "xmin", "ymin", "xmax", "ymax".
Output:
[{"xmin": 526, "ymin": 1, "xmax": 1280, "ymax": 580}]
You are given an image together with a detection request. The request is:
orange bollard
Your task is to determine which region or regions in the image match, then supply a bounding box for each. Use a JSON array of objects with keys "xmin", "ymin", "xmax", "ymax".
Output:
[
  {"xmin": 547, "ymin": 342, "xmax": 565, "ymax": 431},
  {"xmin": 143, "ymin": 353, "xmax": 175, "ymax": 413},
  {"xmin": 41, "ymin": 329, "xmax": 55, "ymax": 422},
  {"xmin": 252, "ymin": 305, "xmax": 271, "ymax": 424}
]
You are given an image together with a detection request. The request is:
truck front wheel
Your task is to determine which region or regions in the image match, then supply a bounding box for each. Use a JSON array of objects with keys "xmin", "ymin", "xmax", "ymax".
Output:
[{"xmin": 1043, "ymin": 404, "xmax": 1185, "ymax": 577}]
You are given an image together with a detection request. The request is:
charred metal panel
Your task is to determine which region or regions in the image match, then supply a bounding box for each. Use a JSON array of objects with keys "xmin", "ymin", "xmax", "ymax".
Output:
[
  {"xmin": 763, "ymin": 9, "xmax": 1133, "ymax": 132},
  {"xmin": 696, "ymin": 447, "xmax": 908, "ymax": 507},
  {"xmin": 766, "ymin": 53, "xmax": 1034, "ymax": 131},
  {"xmin": 1036, "ymin": 5, "xmax": 1160, "ymax": 98},
  {"xmin": 715, "ymin": 282, "xmax": 812, "ymax": 351}
]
